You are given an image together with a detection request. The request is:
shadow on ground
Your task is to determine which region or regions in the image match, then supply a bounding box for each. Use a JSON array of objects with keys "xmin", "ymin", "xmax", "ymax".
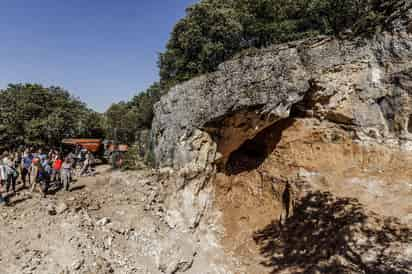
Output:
[
  {"xmin": 6, "ymin": 196, "xmax": 31, "ymax": 206},
  {"xmin": 253, "ymin": 191, "xmax": 412, "ymax": 274},
  {"xmin": 70, "ymin": 185, "xmax": 86, "ymax": 192}
]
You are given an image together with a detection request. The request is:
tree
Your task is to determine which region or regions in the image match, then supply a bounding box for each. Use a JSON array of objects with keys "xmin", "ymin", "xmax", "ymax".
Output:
[
  {"xmin": 0, "ymin": 83, "xmax": 104, "ymax": 150},
  {"xmin": 128, "ymin": 82, "xmax": 162, "ymax": 129},
  {"xmin": 159, "ymin": 0, "xmax": 400, "ymax": 88},
  {"xmin": 104, "ymin": 82, "xmax": 162, "ymax": 144},
  {"xmin": 159, "ymin": 0, "xmax": 243, "ymax": 87}
]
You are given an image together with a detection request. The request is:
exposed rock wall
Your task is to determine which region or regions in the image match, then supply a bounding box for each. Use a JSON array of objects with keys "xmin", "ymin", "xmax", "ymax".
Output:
[
  {"xmin": 153, "ymin": 18, "xmax": 412, "ymax": 171},
  {"xmin": 152, "ymin": 46, "xmax": 310, "ymax": 170},
  {"xmin": 150, "ymin": 2, "xmax": 412, "ymax": 273}
]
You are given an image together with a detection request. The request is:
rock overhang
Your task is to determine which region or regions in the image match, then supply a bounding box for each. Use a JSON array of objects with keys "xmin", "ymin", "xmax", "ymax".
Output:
[{"xmin": 152, "ymin": 14, "xmax": 412, "ymax": 169}]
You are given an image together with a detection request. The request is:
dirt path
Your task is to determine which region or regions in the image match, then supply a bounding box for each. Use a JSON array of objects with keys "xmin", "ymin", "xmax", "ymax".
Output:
[
  {"xmin": 1, "ymin": 158, "xmax": 410, "ymax": 274},
  {"xmin": 0, "ymin": 166, "xmax": 166, "ymax": 274}
]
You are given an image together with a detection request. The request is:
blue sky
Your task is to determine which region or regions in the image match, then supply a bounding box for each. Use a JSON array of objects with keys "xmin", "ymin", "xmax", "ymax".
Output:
[{"xmin": 0, "ymin": 0, "xmax": 197, "ymax": 112}]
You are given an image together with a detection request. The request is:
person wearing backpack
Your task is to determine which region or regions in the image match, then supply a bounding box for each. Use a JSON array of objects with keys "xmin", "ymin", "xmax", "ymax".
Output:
[
  {"xmin": 30, "ymin": 157, "xmax": 48, "ymax": 197},
  {"xmin": 39, "ymin": 157, "xmax": 52, "ymax": 196}
]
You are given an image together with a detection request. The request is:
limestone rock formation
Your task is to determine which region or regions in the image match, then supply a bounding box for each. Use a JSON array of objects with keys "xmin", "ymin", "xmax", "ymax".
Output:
[
  {"xmin": 151, "ymin": 2, "xmax": 412, "ymax": 273},
  {"xmin": 153, "ymin": 3, "xmax": 412, "ymax": 170}
]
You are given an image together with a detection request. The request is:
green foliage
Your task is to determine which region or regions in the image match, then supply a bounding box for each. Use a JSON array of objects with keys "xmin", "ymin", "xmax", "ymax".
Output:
[
  {"xmin": 121, "ymin": 144, "xmax": 144, "ymax": 170},
  {"xmin": 104, "ymin": 82, "xmax": 162, "ymax": 144},
  {"xmin": 128, "ymin": 83, "xmax": 162, "ymax": 129},
  {"xmin": 159, "ymin": 0, "xmax": 243, "ymax": 85},
  {"xmin": 159, "ymin": 0, "xmax": 400, "ymax": 87},
  {"xmin": 0, "ymin": 83, "xmax": 104, "ymax": 150},
  {"xmin": 143, "ymin": 136, "xmax": 156, "ymax": 168},
  {"xmin": 121, "ymin": 129, "xmax": 156, "ymax": 170}
]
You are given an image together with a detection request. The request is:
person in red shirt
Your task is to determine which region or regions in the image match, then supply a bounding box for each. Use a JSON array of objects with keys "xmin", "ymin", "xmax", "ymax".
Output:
[{"xmin": 52, "ymin": 155, "xmax": 63, "ymax": 184}]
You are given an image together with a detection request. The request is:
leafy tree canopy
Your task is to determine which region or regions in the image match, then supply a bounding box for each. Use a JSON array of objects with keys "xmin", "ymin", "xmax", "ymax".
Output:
[
  {"xmin": 107, "ymin": 0, "xmax": 401, "ymax": 148},
  {"xmin": 0, "ymin": 83, "xmax": 104, "ymax": 150},
  {"xmin": 104, "ymin": 82, "xmax": 162, "ymax": 144},
  {"xmin": 159, "ymin": 0, "xmax": 399, "ymax": 88}
]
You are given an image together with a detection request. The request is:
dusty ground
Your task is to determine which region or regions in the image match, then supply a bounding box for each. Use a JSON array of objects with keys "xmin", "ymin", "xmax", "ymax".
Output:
[
  {"xmin": 1, "ymin": 118, "xmax": 412, "ymax": 274},
  {"xmin": 0, "ymin": 166, "xmax": 172, "ymax": 274}
]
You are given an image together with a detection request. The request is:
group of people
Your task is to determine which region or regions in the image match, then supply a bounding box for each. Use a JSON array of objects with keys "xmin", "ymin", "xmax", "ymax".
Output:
[{"xmin": 0, "ymin": 147, "xmax": 96, "ymax": 204}]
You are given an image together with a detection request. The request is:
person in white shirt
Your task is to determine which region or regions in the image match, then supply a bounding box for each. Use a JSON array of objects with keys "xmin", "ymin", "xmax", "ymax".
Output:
[{"xmin": 0, "ymin": 154, "xmax": 9, "ymax": 204}]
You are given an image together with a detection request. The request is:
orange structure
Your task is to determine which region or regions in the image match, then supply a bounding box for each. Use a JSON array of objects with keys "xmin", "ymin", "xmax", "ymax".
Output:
[
  {"xmin": 61, "ymin": 138, "xmax": 103, "ymax": 153},
  {"xmin": 107, "ymin": 144, "xmax": 129, "ymax": 152}
]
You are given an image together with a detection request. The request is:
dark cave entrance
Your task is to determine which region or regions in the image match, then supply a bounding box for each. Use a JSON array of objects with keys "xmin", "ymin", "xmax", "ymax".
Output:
[
  {"xmin": 224, "ymin": 118, "xmax": 295, "ymax": 175},
  {"xmin": 408, "ymin": 115, "xmax": 412, "ymax": 134},
  {"xmin": 205, "ymin": 83, "xmax": 317, "ymax": 176}
]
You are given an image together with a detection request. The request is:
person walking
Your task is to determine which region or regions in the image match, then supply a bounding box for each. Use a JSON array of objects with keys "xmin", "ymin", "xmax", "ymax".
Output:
[
  {"xmin": 30, "ymin": 157, "xmax": 40, "ymax": 192},
  {"xmin": 31, "ymin": 158, "xmax": 49, "ymax": 198},
  {"xmin": 0, "ymin": 155, "xmax": 8, "ymax": 204},
  {"xmin": 2, "ymin": 151, "xmax": 12, "ymax": 167},
  {"xmin": 0, "ymin": 154, "xmax": 7, "ymax": 185},
  {"xmin": 67, "ymin": 151, "xmax": 77, "ymax": 180},
  {"xmin": 52, "ymin": 155, "xmax": 63, "ymax": 184},
  {"xmin": 61, "ymin": 157, "xmax": 72, "ymax": 192},
  {"xmin": 6, "ymin": 166, "xmax": 18, "ymax": 194},
  {"xmin": 38, "ymin": 149, "xmax": 47, "ymax": 163},
  {"xmin": 13, "ymin": 151, "xmax": 22, "ymax": 170},
  {"xmin": 5, "ymin": 155, "xmax": 18, "ymax": 194},
  {"xmin": 41, "ymin": 158, "xmax": 52, "ymax": 195},
  {"xmin": 21, "ymin": 150, "xmax": 33, "ymax": 188},
  {"xmin": 80, "ymin": 152, "xmax": 93, "ymax": 176}
]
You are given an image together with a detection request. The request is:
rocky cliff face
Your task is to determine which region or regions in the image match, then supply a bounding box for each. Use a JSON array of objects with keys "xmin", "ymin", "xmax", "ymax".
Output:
[
  {"xmin": 153, "ymin": 10, "xmax": 412, "ymax": 170},
  {"xmin": 151, "ymin": 2, "xmax": 412, "ymax": 273}
]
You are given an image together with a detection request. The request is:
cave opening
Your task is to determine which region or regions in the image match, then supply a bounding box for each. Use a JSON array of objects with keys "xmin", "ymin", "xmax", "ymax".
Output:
[
  {"xmin": 408, "ymin": 115, "xmax": 412, "ymax": 134},
  {"xmin": 206, "ymin": 85, "xmax": 316, "ymax": 175},
  {"xmin": 224, "ymin": 118, "xmax": 296, "ymax": 175}
]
